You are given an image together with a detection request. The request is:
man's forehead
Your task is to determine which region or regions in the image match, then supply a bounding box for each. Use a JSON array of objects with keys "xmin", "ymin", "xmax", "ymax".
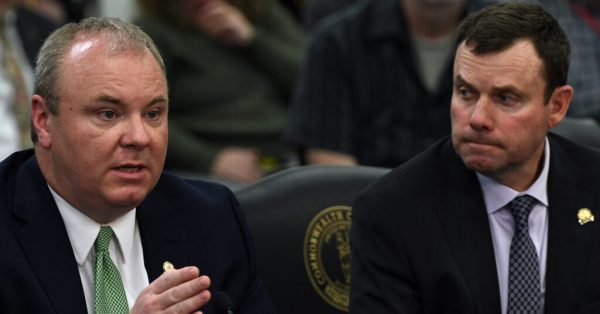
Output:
[
  {"xmin": 457, "ymin": 39, "xmax": 541, "ymax": 60},
  {"xmin": 68, "ymin": 40, "xmax": 96, "ymax": 60},
  {"xmin": 64, "ymin": 38, "xmax": 155, "ymax": 69},
  {"xmin": 64, "ymin": 35, "xmax": 113, "ymax": 65},
  {"xmin": 68, "ymin": 34, "xmax": 146, "ymax": 57},
  {"xmin": 455, "ymin": 40, "xmax": 543, "ymax": 71}
]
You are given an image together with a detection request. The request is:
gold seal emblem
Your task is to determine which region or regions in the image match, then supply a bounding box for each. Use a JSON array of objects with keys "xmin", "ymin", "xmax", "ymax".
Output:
[
  {"xmin": 578, "ymin": 208, "xmax": 595, "ymax": 225},
  {"xmin": 303, "ymin": 205, "xmax": 352, "ymax": 311}
]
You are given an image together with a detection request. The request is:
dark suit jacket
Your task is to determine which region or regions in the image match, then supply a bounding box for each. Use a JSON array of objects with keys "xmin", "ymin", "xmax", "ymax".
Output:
[
  {"xmin": 350, "ymin": 134, "xmax": 600, "ymax": 314},
  {"xmin": 0, "ymin": 150, "xmax": 275, "ymax": 314}
]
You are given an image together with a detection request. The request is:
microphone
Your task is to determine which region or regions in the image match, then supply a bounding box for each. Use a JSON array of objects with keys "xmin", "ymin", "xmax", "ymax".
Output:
[{"xmin": 213, "ymin": 291, "xmax": 235, "ymax": 314}]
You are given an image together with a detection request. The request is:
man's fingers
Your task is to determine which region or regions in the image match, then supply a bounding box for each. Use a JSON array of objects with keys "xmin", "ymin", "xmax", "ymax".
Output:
[
  {"xmin": 131, "ymin": 268, "xmax": 211, "ymax": 313},
  {"xmin": 167, "ymin": 289, "xmax": 211, "ymax": 314},
  {"xmin": 151, "ymin": 266, "xmax": 200, "ymax": 294},
  {"xmin": 157, "ymin": 275, "xmax": 211, "ymax": 309}
]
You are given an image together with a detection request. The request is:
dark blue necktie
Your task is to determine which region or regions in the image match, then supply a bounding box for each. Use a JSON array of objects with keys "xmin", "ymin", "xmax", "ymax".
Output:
[{"xmin": 507, "ymin": 195, "xmax": 541, "ymax": 314}]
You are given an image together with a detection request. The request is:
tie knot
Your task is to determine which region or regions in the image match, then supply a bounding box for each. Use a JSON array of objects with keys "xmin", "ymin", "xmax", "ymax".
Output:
[
  {"xmin": 95, "ymin": 226, "xmax": 114, "ymax": 253},
  {"xmin": 509, "ymin": 195, "xmax": 536, "ymax": 231}
]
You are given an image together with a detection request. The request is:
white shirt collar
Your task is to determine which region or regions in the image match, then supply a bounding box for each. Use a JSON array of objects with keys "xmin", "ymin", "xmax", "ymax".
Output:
[
  {"xmin": 49, "ymin": 186, "xmax": 137, "ymax": 266},
  {"xmin": 477, "ymin": 137, "xmax": 550, "ymax": 214}
]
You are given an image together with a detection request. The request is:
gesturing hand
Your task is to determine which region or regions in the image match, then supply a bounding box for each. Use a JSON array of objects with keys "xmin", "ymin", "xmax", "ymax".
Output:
[{"xmin": 131, "ymin": 266, "xmax": 211, "ymax": 314}]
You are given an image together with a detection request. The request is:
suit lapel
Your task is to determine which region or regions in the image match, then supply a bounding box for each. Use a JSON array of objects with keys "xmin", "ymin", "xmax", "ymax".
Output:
[
  {"xmin": 13, "ymin": 158, "xmax": 190, "ymax": 310},
  {"xmin": 544, "ymin": 138, "xmax": 593, "ymax": 314},
  {"xmin": 13, "ymin": 157, "xmax": 87, "ymax": 313},
  {"xmin": 137, "ymin": 188, "xmax": 189, "ymax": 282},
  {"xmin": 435, "ymin": 144, "xmax": 501, "ymax": 314}
]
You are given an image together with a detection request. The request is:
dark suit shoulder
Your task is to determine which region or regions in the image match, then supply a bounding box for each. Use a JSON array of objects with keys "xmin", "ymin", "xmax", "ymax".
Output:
[
  {"xmin": 0, "ymin": 150, "xmax": 35, "ymax": 210},
  {"xmin": 549, "ymin": 133, "xmax": 600, "ymax": 169},
  {"xmin": 0, "ymin": 149, "xmax": 34, "ymax": 177},
  {"xmin": 148, "ymin": 173, "xmax": 242, "ymax": 229},
  {"xmin": 154, "ymin": 173, "xmax": 234, "ymax": 207},
  {"xmin": 359, "ymin": 137, "xmax": 453, "ymax": 200},
  {"xmin": 352, "ymin": 137, "xmax": 456, "ymax": 229}
]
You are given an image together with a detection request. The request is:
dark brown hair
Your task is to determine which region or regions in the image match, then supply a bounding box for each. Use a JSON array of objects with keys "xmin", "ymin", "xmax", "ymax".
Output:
[{"xmin": 457, "ymin": 2, "xmax": 570, "ymax": 102}]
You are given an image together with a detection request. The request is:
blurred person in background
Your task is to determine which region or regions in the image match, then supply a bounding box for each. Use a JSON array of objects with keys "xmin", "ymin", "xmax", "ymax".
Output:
[
  {"xmin": 285, "ymin": 0, "xmax": 489, "ymax": 168},
  {"xmin": 491, "ymin": 0, "xmax": 600, "ymax": 121},
  {"xmin": 278, "ymin": 0, "xmax": 304, "ymax": 21},
  {"xmin": 304, "ymin": 0, "xmax": 360, "ymax": 29},
  {"xmin": 19, "ymin": 0, "xmax": 90, "ymax": 22},
  {"xmin": 0, "ymin": 0, "xmax": 58, "ymax": 160},
  {"xmin": 136, "ymin": 0, "xmax": 305, "ymax": 187}
]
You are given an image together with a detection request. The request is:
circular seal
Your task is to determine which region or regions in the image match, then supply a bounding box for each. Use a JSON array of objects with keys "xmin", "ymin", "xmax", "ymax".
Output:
[{"xmin": 303, "ymin": 205, "xmax": 352, "ymax": 311}]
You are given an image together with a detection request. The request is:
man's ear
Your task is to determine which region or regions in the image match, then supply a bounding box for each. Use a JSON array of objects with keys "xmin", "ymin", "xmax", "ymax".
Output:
[
  {"xmin": 31, "ymin": 95, "xmax": 52, "ymax": 149},
  {"xmin": 548, "ymin": 85, "xmax": 573, "ymax": 128}
]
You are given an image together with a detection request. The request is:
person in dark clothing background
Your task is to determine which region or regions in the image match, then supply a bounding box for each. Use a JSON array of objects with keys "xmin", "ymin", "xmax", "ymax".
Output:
[
  {"xmin": 285, "ymin": 0, "xmax": 489, "ymax": 168},
  {"xmin": 0, "ymin": 0, "xmax": 58, "ymax": 159},
  {"xmin": 137, "ymin": 0, "xmax": 305, "ymax": 187}
]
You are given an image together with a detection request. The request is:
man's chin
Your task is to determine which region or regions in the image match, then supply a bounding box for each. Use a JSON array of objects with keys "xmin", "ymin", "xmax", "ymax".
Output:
[
  {"xmin": 107, "ymin": 188, "xmax": 150, "ymax": 209},
  {"xmin": 461, "ymin": 155, "xmax": 498, "ymax": 174}
]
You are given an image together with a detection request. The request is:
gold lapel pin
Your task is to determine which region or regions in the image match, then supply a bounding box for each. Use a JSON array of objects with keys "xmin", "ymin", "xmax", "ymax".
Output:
[
  {"xmin": 163, "ymin": 261, "xmax": 175, "ymax": 272},
  {"xmin": 577, "ymin": 208, "xmax": 595, "ymax": 225}
]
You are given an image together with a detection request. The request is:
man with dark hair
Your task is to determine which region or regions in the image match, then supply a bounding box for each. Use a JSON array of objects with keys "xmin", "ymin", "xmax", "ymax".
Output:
[
  {"xmin": 0, "ymin": 16, "xmax": 275, "ymax": 314},
  {"xmin": 487, "ymin": 0, "xmax": 600, "ymax": 120},
  {"xmin": 349, "ymin": 3, "xmax": 600, "ymax": 314}
]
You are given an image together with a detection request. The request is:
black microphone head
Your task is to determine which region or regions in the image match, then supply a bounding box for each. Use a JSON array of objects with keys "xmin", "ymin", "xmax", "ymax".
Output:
[{"xmin": 213, "ymin": 291, "xmax": 235, "ymax": 314}]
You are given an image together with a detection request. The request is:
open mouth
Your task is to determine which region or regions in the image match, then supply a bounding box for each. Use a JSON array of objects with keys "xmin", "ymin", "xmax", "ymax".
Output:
[{"xmin": 117, "ymin": 166, "xmax": 142, "ymax": 172}]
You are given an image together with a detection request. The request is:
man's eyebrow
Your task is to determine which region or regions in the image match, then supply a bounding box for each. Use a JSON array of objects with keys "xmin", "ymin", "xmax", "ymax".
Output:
[
  {"xmin": 94, "ymin": 95, "xmax": 168, "ymax": 106},
  {"xmin": 454, "ymin": 75, "xmax": 473, "ymax": 89},
  {"xmin": 490, "ymin": 85, "xmax": 522, "ymax": 96},
  {"xmin": 455, "ymin": 75, "xmax": 527, "ymax": 99},
  {"xmin": 148, "ymin": 95, "xmax": 168, "ymax": 106},
  {"xmin": 96, "ymin": 95, "xmax": 123, "ymax": 105}
]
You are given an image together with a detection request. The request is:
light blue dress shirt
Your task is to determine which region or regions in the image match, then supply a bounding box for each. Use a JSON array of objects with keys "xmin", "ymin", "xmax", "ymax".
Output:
[{"xmin": 477, "ymin": 138, "xmax": 550, "ymax": 314}]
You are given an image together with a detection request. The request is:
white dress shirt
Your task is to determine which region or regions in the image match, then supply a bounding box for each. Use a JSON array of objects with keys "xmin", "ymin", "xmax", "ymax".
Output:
[
  {"xmin": 477, "ymin": 137, "xmax": 550, "ymax": 314},
  {"xmin": 49, "ymin": 187, "xmax": 149, "ymax": 314}
]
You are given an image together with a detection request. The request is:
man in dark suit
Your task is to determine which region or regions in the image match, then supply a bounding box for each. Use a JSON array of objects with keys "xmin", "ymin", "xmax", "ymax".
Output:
[
  {"xmin": 0, "ymin": 16, "xmax": 275, "ymax": 314},
  {"xmin": 350, "ymin": 3, "xmax": 600, "ymax": 314}
]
